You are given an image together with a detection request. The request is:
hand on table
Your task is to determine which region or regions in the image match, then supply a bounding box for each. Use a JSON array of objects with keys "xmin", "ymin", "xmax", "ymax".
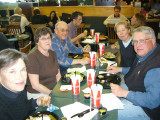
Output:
[
  {"xmin": 110, "ymin": 83, "xmax": 129, "ymax": 98},
  {"xmin": 80, "ymin": 57, "xmax": 90, "ymax": 65},
  {"xmin": 37, "ymin": 96, "xmax": 51, "ymax": 107},
  {"xmin": 106, "ymin": 66, "xmax": 122, "ymax": 74}
]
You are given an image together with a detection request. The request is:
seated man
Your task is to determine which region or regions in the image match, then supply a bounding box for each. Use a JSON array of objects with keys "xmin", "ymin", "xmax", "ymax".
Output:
[
  {"xmin": 9, "ymin": 7, "xmax": 30, "ymax": 33},
  {"xmin": 68, "ymin": 11, "xmax": 87, "ymax": 47},
  {"xmin": 103, "ymin": 5, "xmax": 129, "ymax": 26},
  {"xmin": 107, "ymin": 26, "xmax": 160, "ymax": 120},
  {"xmin": 52, "ymin": 21, "xmax": 90, "ymax": 74},
  {"xmin": 31, "ymin": 7, "xmax": 49, "ymax": 24}
]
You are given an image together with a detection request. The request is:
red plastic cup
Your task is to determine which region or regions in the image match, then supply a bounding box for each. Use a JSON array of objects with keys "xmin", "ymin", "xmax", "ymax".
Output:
[
  {"xmin": 89, "ymin": 52, "xmax": 96, "ymax": 67},
  {"xmin": 87, "ymin": 69, "xmax": 95, "ymax": 88},
  {"xmin": 90, "ymin": 29, "xmax": 95, "ymax": 37},
  {"xmin": 99, "ymin": 43, "xmax": 105, "ymax": 57},
  {"xmin": 70, "ymin": 75, "xmax": 81, "ymax": 95},
  {"xmin": 95, "ymin": 32, "xmax": 100, "ymax": 43},
  {"xmin": 91, "ymin": 84, "xmax": 103, "ymax": 108}
]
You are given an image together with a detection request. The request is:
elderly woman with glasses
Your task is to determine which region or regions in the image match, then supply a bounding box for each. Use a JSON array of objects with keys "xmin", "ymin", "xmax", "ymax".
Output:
[
  {"xmin": 112, "ymin": 21, "xmax": 136, "ymax": 67},
  {"xmin": 0, "ymin": 49, "xmax": 50, "ymax": 120},
  {"xmin": 26, "ymin": 27, "xmax": 61, "ymax": 99}
]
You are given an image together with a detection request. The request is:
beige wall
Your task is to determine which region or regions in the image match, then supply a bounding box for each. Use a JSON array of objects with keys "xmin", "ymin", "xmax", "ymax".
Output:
[{"xmin": 32, "ymin": 6, "xmax": 141, "ymax": 18}]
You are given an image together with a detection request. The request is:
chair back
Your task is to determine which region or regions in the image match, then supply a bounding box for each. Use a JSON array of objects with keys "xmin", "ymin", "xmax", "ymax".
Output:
[
  {"xmin": 6, "ymin": 24, "xmax": 22, "ymax": 35},
  {"xmin": 77, "ymin": 23, "xmax": 85, "ymax": 35},
  {"xmin": 107, "ymin": 23, "xmax": 118, "ymax": 43},
  {"xmin": 30, "ymin": 24, "xmax": 46, "ymax": 37},
  {"xmin": 20, "ymin": 41, "xmax": 32, "ymax": 54}
]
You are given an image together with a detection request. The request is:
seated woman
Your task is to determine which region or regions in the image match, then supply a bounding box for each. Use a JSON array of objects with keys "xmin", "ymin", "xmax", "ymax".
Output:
[
  {"xmin": 111, "ymin": 21, "xmax": 136, "ymax": 67},
  {"xmin": 131, "ymin": 13, "xmax": 146, "ymax": 33},
  {"xmin": 26, "ymin": 27, "xmax": 61, "ymax": 99},
  {"xmin": 0, "ymin": 49, "xmax": 50, "ymax": 120},
  {"xmin": 48, "ymin": 10, "xmax": 61, "ymax": 32}
]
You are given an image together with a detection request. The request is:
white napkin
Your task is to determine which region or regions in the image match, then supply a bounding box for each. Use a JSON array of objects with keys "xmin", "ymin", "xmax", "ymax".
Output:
[
  {"xmin": 82, "ymin": 39, "xmax": 95, "ymax": 43},
  {"xmin": 61, "ymin": 102, "xmax": 98, "ymax": 120},
  {"xmin": 101, "ymin": 93, "xmax": 124, "ymax": 111},
  {"xmin": 82, "ymin": 87, "xmax": 91, "ymax": 93},
  {"xmin": 60, "ymin": 85, "xmax": 72, "ymax": 90},
  {"xmin": 67, "ymin": 66, "xmax": 86, "ymax": 73}
]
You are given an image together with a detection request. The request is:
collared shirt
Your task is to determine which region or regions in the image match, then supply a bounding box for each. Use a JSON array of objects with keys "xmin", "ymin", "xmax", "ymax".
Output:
[
  {"xmin": 122, "ymin": 45, "xmax": 160, "ymax": 109},
  {"xmin": 51, "ymin": 33, "xmax": 82, "ymax": 67},
  {"xmin": 68, "ymin": 21, "xmax": 77, "ymax": 39},
  {"xmin": 122, "ymin": 37, "xmax": 132, "ymax": 48}
]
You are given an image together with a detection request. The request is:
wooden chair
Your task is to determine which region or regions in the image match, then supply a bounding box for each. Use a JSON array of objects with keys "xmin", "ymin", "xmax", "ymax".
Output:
[
  {"xmin": 107, "ymin": 23, "xmax": 118, "ymax": 44},
  {"xmin": 20, "ymin": 41, "xmax": 32, "ymax": 54},
  {"xmin": 6, "ymin": 24, "xmax": 22, "ymax": 35},
  {"xmin": 6, "ymin": 24, "xmax": 30, "ymax": 48},
  {"xmin": 78, "ymin": 23, "xmax": 85, "ymax": 35},
  {"xmin": 30, "ymin": 24, "xmax": 46, "ymax": 36}
]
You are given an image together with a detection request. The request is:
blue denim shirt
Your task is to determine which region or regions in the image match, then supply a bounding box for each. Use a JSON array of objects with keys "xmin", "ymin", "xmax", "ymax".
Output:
[
  {"xmin": 122, "ymin": 45, "xmax": 160, "ymax": 109},
  {"xmin": 51, "ymin": 33, "xmax": 82, "ymax": 67}
]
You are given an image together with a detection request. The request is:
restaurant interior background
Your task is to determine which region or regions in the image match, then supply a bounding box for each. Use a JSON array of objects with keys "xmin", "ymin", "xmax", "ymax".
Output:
[{"xmin": 0, "ymin": 0, "xmax": 159, "ymax": 44}]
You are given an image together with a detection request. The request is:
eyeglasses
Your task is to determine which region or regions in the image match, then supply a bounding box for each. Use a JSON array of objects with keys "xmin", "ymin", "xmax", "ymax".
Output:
[
  {"xmin": 39, "ymin": 37, "xmax": 51, "ymax": 41},
  {"xmin": 59, "ymin": 29, "xmax": 69, "ymax": 33},
  {"xmin": 132, "ymin": 38, "xmax": 151, "ymax": 45}
]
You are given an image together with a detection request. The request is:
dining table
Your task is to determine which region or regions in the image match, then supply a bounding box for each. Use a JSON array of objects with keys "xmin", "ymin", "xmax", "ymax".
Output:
[{"xmin": 36, "ymin": 45, "xmax": 121, "ymax": 120}]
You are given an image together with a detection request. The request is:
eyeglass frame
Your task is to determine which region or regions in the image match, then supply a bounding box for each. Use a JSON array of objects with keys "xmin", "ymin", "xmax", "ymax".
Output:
[
  {"xmin": 132, "ymin": 38, "xmax": 152, "ymax": 45},
  {"xmin": 39, "ymin": 36, "xmax": 52, "ymax": 41}
]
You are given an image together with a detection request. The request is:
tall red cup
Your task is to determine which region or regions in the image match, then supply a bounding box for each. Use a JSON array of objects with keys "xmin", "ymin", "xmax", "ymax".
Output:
[
  {"xmin": 90, "ymin": 29, "xmax": 95, "ymax": 37},
  {"xmin": 70, "ymin": 75, "xmax": 81, "ymax": 95},
  {"xmin": 95, "ymin": 32, "xmax": 100, "ymax": 43},
  {"xmin": 89, "ymin": 52, "xmax": 96, "ymax": 67},
  {"xmin": 87, "ymin": 69, "xmax": 95, "ymax": 88},
  {"xmin": 91, "ymin": 84, "xmax": 103, "ymax": 108},
  {"xmin": 99, "ymin": 43, "xmax": 105, "ymax": 57}
]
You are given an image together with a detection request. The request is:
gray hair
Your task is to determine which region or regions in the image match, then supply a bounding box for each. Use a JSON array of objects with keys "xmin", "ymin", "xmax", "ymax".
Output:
[
  {"xmin": 133, "ymin": 26, "xmax": 156, "ymax": 39},
  {"xmin": 0, "ymin": 49, "xmax": 27, "ymax": 71},
  {"xmin": 55, "ymin": 21, "xmax": 67, "ymax": 30},
  {"xmin": 14, "ymin": 7, "xmax": 22, "ymax": 14}
]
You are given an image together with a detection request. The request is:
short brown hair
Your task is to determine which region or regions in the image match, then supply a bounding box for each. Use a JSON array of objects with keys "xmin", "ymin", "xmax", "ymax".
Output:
[
  {"xmin": 114, "ymin": 5, "xmax": 121, "ymax": 11},
  {"xmin": 34, "ymin": 27, "xmax": 53, "ymax": 43}
]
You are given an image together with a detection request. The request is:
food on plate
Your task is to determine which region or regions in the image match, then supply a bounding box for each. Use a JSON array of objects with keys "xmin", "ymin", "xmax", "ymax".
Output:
[
  {"xmin": 87, "ymin": 35, "xmax": 92, "ymax": 39},
  {"xmin": 99, "ymin": 57, "xmax": 108, "ymax": 63},
  {"xmin": 83, "ymin": 53, "xmax": 90, "ymax": 58},
  {"xmin": 100, "ymin": 80, "xmax": 105, "ymax": 84},
  {"xmin": 98, "ymin": 75, "xmax": 104, "ymax": 79},
  {"xmin": 64, "ymin": 71, "xmax": 85, "ymax": 82},
  {"xmin": 103, "ymin": 52, "xmax": 116, "ymax": 59},
  {"xmin": 99, "ymin": 35, "xmax": 106, "ymax": 40}
]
